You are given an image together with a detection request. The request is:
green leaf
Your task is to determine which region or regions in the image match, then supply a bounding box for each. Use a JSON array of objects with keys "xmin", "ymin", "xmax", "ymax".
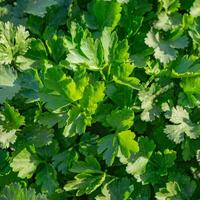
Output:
[
  {"xmin": 156, "ymin": 173, "xmax": 197, "ymax": 200},
  {"xmin": 145, "ymin": 30, "xmax": 188, "ymax": 64},
  {"xmin": 46, "ymin": 34, "xmax": 67, "ymax": 63},
  {"xmin": 158, "ymin": 0, "xmax": 180, "ymax": 13},
  {"xmin": 140, "ymin": 149, "xmax": 176, "ymax": 184},
  {"xmin": 63, "ymin": 107, "xmax": 91, "ymax": 137},
  {"xmin": 0, "ymin": 183, "xmax": 47, "ymax": 200},
  {"xmin": 154, "ymin": 12, "xmax": 181, "ymax": 31},
  {"xmin": 23, "ymin": 0, "xmax": 58, "ymax": 17},
  {"xmin": 106, "ymin": 108, "xmax": 134, "ymax": 131},
  {"xmin": 0, "ymin": 126, "xmax": 16, "ymax": 149},
  {"xmin": 117, "ymin": 130, "xmax": 139, "ymax": 158},
  {"xmin": 164, "ymin": 106, "xmax": 200, "ymax": 144},
  {"xmin": 190, "ymin": 0, "xmax": 200, "ymax": 18},
  {"xmin": 40, "ymin": 67, "xmax": 88, "ymax": 110},
  {"xmin": 10, "ymin": 148, "xmax": 39, "ymax": 179},
  {"xmin": 66, "ymin": 36, "xmax": 103, "ymax": 71},
  {"xmin": 23, "ymin": 125, "xmax": 54, "ymax": 148},
  {"xmin": 113, "ymin": 76, "xmax": 141, "ymax": 90},
  {"xmin": 85, "ymin": 0, "xmax": 122, "ymax": 30},
  {"xmin": 181, "ymin": 138, "xmax": 200, "ymax": 161},
  {"xmin": 64, "ymin": 172, "xmax": 106, "ymax": 196},
  {"xmin": 180, "ymin": 76, "xmax": 200, "ymax": 106},
  {"xmin": 52, "ymin": 149, "xmax": 78, "ymax": 175},
  {"xmin": 0, "ymin": 22, "xmax": 30, "ymax": 65},
  {"xmin": 126, "ymin": 137, "xmax": 156, "ymax": 182},
  {"xmin": 70, "ymin": 156, "xmax": 102, "ymax": 174},
  {"xmin": 36, "ymin": 165, "xmax": 59, "ymax": 195},
  {"xmin": 171, "ymin": 56, "xmax": 200, "ymax": 78},
  {"xmin": 80, "ymin": 81, "xmax": 105, "ymax": 114},
  {"xmin": 1, "ymin": 103, "xmax": 25, "ymax": 131},
  {"xmin": 0, "ymin": 149, "xmax": 10, "ymax": 176},
  {"xmin": 97, "ymin": 134, "xmax": 118, "ymax": 166},
  {"xmin": 38, "ymin": 112, "xmax": 67, "ymax": 128},
  {"xmin": 0, "ymin": 66, "xmax": 21, "ymax": 104},
  {"xmin": 96, "ymin": 177, "xmax": 134, "ymax": 200}
]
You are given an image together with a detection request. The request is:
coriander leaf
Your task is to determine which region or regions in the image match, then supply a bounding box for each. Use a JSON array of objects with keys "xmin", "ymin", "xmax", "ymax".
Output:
[
  {"xmin": 80, "ymin": 81, "xmax": 105, "ymax": 114},
  {"xmin": 180, "ymin": 76, "xmax": 200, "ymax": 106},
  {"xmin": 190, "ymin": 0, "xmax": 200, "ymax": 18},
  {"xmin": 40, "ymin": 67, "xmax": 88, "ymax": 110},
  {"xmin": 0, "ymin": 183, "xmax": 47, "ymax": 200},
  {"xmin": 140, "ymin": 149, "xmax": 176, "ymax": 184},
  {"xmin": 52, "ymin": 149, "xmax": 78, "ymax": 175},
  {"xmin": 171, "ymin": 56, "xmax": 200, "ymax": 78},
  {"xmin": 138, "ymin": 83, "xmax": 163, "ymax": 122},
  {"xmin": 117, "ymin": 130, "xmax": 139, "ymax": 158},
  {"xmin": 0, "ymin": 22, "xmax": 30, "ymax": 65},
  {"xmin": 64, "ymin": 172, "xmax": 106, "ymax": 196},
  {"xmin": 156, "ymin": 173, "xmax": 197, "ymax": 200},
  {"xmin": 19, "ymin": 69, "xmax": 41, "ymax": 103},
  {"xmin": 63, "ymin": 107, "xmax": 91, "ymax": 137},
  {"xmin": 181, "ymin": 138, "xmax": 200, "ymax": 161},
  {"xmin": 36, "ymin": 165, "xmax": 59, "ymax": 195},
  {"xmin": 84, "ymin": 0, "xmax": 122, "ymax": 30},
  {"xmin": 0, "ymin": 66, "xmax": 21, "ymax": 104},
  {"xmin": 23, "ymin": 125, "xmax": 54, "ymax": 148},
  {"xmin": 96, "ymin": 177, "xmax": 134, "ymax": 200},
  {"xmin": 46, "ymin": 34, "xmax": 68, "ymax": 63},
  {"xmin": 97, "ymin": 134, "xmax": 118, "ymax": 166},
  {"xmin": 126, "ymin": 137, "xmax": 156, "ymax": 182},
  {"xmin": 1, "ymin": 102, "xmax": 25, "ymax": 131},
  {"xmin": 164, "ymin": 106, "xmax": 200, "ymax": 144},
  {"xmin": 70, "ymin": 156, "xmax": 102, "ymax": 174},
  {"xmin": 154, "ymin": 12, "xmax": 181, "ymax": 31},
  {"xmin": 10, "ymin": 148, "xmax": 39, "ymax": 179},
  {"xmin": 0, "ymin": 149, "xmax": 10, "ymax": 176},
  {"xmin": 158, "ymin": 0, "xmax": 180, "ymax": 14},
  {"xmin": 66, "ymin": 37, "xmax": 103, "ymax": 71},
  {"xmin": 145, "ymin": 30, "xmax": 188, "ymax": 64},
  {"xmin": 0, "ymin": 126, "xmax": 16, "ymax": 149},
  {"xmin": 23, "ymin": 0, "xmax": 58, "ymax": 17},
  {"xmin": 38, "ymin": 112, "xmax": 67, "ymax": 128},
  {"xmin": 106, "ymin": 108, "xmax": 134, "ymax": 131}
]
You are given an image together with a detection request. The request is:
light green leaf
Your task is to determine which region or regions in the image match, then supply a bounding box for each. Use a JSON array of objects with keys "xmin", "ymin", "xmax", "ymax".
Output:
[
  {"xmin": 145, "ymin": 30, "xmax": 188, "ymax": 63},
  {"xmin": 40, "ymin": 68, "xmax": 88, "ymax": 110},
  {"xmin": 64, "ymin": 172, "xmax": 106, "ymax": 196},
  {"xmin": 164, "ymin": 106, "xmax": 200, "ymax": 144},
  {"xmin": 117, "ymin": 130, "xmax": 139, "ymax": 158},
  {"xmin": 63, "ymin": 107, "xmax": 91, "ymax": 137},
  {"xmin": 10, "ymin": 148, "xmax": 39, "ymax": 179},
  {"xmin": 190, "ymin": 0, "xmax": 200, "ymax": 18},
  {"xmin": 0, "ymin": 22, "xmax": 30, "ymax": 65},
  {"xmin": 80, "ymin": 81, "xmax": 105, "ymax": 114},
  {"xmin": 126, "ymin": 137, "xmax": 156, "ymax": 182},
  {"xmin": 0, "ymin": 126, "xmax": 16, "ymax": 149}
]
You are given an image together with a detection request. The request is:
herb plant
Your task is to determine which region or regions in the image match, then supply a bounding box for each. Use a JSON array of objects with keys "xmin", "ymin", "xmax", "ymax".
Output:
[{"xmin": 0, "ymin": 0, "xmax": 200, "ymax": 199}]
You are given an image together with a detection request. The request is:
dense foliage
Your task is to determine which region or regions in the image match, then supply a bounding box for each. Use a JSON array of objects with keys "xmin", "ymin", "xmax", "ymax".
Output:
[{"xmin": 0, "ymin": 0, "xmax": 200, "ymax": 199}]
